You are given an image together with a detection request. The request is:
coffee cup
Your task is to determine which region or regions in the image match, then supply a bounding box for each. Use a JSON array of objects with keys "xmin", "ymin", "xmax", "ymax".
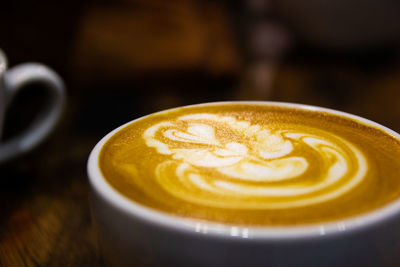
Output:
[
  {"xmin": 0, "ymin": 49, "xmax": 65, "ymax": 164},
  {"xmin": 88, "ymin": 101, "xmax": 400, "ymax": 266}
]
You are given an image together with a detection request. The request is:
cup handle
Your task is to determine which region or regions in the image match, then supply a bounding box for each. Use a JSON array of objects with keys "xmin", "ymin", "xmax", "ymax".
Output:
[{"xmin": 0, "ymin": 63, "xmax": 66, "ymax": 163}]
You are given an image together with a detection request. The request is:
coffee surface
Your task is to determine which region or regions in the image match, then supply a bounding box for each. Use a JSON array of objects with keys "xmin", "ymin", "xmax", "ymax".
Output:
[{"xmin": 99, "ymin": 103, "xmax": 400, "ymax": 225}]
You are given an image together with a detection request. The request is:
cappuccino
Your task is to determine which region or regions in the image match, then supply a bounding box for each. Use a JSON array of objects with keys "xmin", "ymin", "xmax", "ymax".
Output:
[{"xmin": 99, "ymin": 103, "xmax": 400, "ymax": 226}]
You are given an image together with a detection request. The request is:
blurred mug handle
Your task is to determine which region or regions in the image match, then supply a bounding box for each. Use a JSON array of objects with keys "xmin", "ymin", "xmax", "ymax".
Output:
[{"xmin": 0, "ymin": 63, "xmax": 66, "ymax": 164}]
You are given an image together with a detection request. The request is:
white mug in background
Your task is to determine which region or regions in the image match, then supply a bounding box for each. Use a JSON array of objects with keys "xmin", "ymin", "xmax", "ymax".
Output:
[
  {"xmin": 0, "ymin": 49, "xmax": 66, "ymax": 164},
  {"xmin": 88, "ymin": 102, "xmax": 400, "ymax": 267}
]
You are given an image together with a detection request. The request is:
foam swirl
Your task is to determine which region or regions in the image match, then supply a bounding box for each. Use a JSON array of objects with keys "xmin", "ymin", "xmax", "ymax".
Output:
[{"xmin": 143, "ymin": 113, "xmax": 367, "ymax": 209}]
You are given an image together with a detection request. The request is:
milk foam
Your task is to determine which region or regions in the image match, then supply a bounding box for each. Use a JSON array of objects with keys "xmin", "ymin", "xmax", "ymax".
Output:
[{"xmin": 144, "ymin": 113, "xmax": 368, "ymax": 209}]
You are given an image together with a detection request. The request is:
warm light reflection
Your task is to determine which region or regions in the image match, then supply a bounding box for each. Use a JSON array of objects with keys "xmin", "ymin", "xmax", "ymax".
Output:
[
  {"xmin": 337, "ymin": 222, "xmax": 346, "ymax": 231},
  {"xmin": 230, "ymin": 226, "xmax": 239, "ymax": 237},
  {"xmin": 319, "ymin": 226, "xmax": 326, "ymax": 236}
]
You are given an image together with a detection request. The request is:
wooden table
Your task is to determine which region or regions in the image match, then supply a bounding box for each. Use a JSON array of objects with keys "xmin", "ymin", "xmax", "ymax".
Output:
[{"xmin": 0, "ymin": 112, "xmax": 104, "ymax": 266}]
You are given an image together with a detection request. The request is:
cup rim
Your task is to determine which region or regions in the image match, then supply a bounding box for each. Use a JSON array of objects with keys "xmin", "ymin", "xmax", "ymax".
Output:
[{"xmin": 87, "ymin": 101, "xmax": 400, "ymax": 241}]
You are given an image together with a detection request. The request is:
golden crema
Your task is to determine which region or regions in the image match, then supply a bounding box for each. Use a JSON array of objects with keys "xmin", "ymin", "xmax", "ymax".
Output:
[{"xmin": 99, "ymin": 103, "xmax": 400, "ymax": 226}]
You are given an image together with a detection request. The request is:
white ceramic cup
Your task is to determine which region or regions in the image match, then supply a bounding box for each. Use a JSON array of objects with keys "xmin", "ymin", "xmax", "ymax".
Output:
[
  {"xmin": 0, "ymin": 49, "xmax": 65, "ymax": 164},
  {"xmin": 87, "ymin": 102, "xmax": 400, "ymax": 267}
]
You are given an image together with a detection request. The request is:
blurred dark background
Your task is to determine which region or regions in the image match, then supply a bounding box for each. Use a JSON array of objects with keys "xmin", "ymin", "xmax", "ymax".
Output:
[{"xmin": 1, "ymin": 0, "xmax": 399, "ymax": 265}]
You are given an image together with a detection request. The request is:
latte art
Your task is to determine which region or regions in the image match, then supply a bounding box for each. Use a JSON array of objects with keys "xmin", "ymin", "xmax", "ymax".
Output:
[
  {"xmin": 144, "ymin": 113, "xmax": 367, "ymax": 209},
  {"xmin": 99, "ymin": 103, "xmax": 400, "ymax": 225}
]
